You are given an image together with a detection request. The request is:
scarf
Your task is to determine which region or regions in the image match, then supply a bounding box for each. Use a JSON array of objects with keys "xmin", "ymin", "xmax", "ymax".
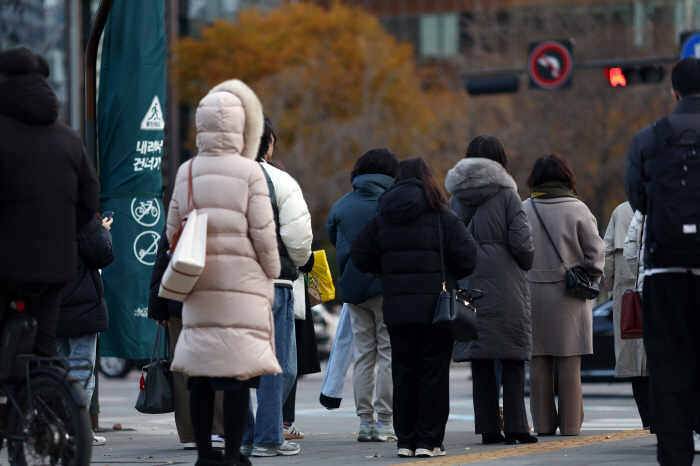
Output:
[{"xmin": 530, "ymin": 181, "xmax": 577, "ymax": 199}]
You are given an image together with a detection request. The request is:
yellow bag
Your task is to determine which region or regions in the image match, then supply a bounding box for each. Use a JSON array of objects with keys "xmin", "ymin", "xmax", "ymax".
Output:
[{"xmin": 305, "ymin": 250, "xmax": 335, "ymax": 303}]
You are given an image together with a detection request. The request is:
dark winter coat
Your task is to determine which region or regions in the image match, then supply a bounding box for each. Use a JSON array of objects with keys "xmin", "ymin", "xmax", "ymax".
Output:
[
  {"xmin": 350, "ymin": 179, "xmax": 478, "ymax": 327},
  {"xmin": 0, "ymin": 73, "xmax": 99, "ymax": 284},
  {"xmin": 625, "ymin": 96, "xmax": 700, "ymax": 268},
  {"xmin": 326, "ymin": 174, "xmax": 393, "ymax": 304},
  {"xmin": 446, "ymin": 158, "xmax": 535, "ymax": 361},
  {"xmin": 148, "ymin": 225, "xmax": 183, "ymax": 320},
  {"xmin": 57, "ymin": 217, "xmax": 114, "ymax": 338}
]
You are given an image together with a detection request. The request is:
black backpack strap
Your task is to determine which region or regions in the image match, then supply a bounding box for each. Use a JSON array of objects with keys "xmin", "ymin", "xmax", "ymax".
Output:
[{"xmin": 652, "ymin": 116, "xmax": 676, "ymax": 149}]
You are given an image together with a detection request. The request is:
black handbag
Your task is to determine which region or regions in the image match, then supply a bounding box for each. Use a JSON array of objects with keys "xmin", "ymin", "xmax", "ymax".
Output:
[
  {"xmin": 135, "ymin": 323, "xmax": 175, "ymax": 414},
  {"xmin": 529, "ymin": 199, "xmax": 599, "ymax": 300},
  {"xmin": 432, "ymin": 212, "xmax": 480, "ymax": 342}
]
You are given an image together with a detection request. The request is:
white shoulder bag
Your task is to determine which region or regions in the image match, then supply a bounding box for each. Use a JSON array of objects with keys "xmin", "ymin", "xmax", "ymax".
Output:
[{"xmin": 159, "ymin": 158, "xmax": 208, "ymax": 302}]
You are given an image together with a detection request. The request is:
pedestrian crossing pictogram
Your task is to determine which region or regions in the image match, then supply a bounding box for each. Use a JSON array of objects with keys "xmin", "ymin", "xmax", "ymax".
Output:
[{"xmin": 140, "ymin": 95, "xmax": 165, "ymax": 130}]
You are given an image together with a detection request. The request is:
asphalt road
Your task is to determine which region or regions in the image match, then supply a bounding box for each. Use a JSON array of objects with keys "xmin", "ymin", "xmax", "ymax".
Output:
[{"xmin": 79, "ymin": 362, "xmax": 660, "ymax": 466}]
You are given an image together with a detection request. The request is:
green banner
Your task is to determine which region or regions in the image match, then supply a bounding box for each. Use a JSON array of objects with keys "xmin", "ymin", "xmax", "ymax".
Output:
[{"xmin": 98, "ymin": 1, "xmax": 166, "ymax": 358}]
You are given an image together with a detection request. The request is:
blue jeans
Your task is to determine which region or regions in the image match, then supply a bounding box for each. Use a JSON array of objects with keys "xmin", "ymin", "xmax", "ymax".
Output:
[
  {"xmin": 243, "ymin": 287, "xmax": 297, "ymax": 446},
  {"xmin": 320, "ymin": 303, "xmax": 354, "ymax": 404},
  {"xmin": 55, "ymin": 333, "xmax": 98, "ymax": 401}
]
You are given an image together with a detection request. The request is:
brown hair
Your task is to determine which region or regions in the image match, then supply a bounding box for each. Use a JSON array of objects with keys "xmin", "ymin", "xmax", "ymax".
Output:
[
  {"xmin": 526, "ymin": 153, "xmax": 578, "ymax": 195},
  {"xmin": 394, "ymin": 157, "xmax": 448, "ymax": 212}
]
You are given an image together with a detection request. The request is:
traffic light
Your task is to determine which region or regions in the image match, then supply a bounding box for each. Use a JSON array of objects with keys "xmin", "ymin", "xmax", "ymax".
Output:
[
  {"xmin": 605, "ymin": 65, "xmax": 665, "ymax": 87},
  {"xmin": 465, "ymin": 76, "xmax": 520, "ymax": 96}
]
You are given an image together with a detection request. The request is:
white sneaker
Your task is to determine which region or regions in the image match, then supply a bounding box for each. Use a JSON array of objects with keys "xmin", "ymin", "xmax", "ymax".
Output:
[
  {"xmin": 415, "ymin": 445, "xmax": 446, "ymax": 457},
  {"xmin": 211, "ymin": 434, "xmax": 225, "ymax": 449},
  {"xmin": 357, "ymin": 421, "xmax": 375, "ymax": 442},
  {"xmin": 694, "ymin": 432, "xmax": 700, "ymax": 453},
  {"xmin": 398, "ymin": 448, "xmax": 415, "ymax": 457},
  {"xmin": 92, "ymin": 436, "xmax": 107, "ymax": 446},
  {"xmin": 182, "ymin": 442, "xmax": 197, "ymax": 450},
  {"xmin": 372, "ymin": 421, "xmax": 398, "ymax": 442},
  {"xmin": 251, "ymin": 441, "xmax": 300, "ymax": 457}
]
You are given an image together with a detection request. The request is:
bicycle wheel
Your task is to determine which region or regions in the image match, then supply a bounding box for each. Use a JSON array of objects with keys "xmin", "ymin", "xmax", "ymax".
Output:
[{"xmin": 6, "ymin": 373, "xmax": 91, "ymax": 466}]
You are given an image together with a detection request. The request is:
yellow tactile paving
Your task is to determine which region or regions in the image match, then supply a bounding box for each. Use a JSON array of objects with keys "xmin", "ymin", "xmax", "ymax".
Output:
[{"xmin": 392, "ymin": 430, "xmax": 652, "ymax": 465}]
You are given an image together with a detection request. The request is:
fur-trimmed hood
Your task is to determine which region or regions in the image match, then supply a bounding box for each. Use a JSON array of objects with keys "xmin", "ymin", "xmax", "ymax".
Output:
[
  {"xmin": 445, "ymin": 157, "xmax": 518, "ymax": 206},
  {"xmin": 195, "ymin": 79, "xmax": 263, "ymax": 160}
]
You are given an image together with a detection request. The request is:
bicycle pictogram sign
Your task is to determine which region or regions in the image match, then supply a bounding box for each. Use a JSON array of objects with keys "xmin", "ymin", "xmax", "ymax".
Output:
[{"xmin": 131, "ymin": 198, "xmax": 161, "ymax": 227}]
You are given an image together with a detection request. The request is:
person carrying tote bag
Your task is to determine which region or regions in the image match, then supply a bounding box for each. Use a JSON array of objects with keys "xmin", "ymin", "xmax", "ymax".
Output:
[
  {"xmin": 165, "ymin": 79, "xmax": 281, "ymax": 466},
  {"xmin": 522, "ymin": 153, "xmax": 605, "ymax": 437}
]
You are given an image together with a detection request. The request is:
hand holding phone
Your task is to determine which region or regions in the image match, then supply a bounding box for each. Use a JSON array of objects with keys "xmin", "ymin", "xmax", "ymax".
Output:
[{"xmin": 101, "ymin": 211, "xmax": 114, "ymax": 221}]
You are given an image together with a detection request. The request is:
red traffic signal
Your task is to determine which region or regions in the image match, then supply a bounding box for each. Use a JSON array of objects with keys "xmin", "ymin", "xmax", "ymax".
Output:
[
  {"xmin": 605, "ymin": 67, "xmax": 627, "ymax": 87},
  {"xmin": 605, "ymin": 65, "xmax": 665, "ymax": 87}
]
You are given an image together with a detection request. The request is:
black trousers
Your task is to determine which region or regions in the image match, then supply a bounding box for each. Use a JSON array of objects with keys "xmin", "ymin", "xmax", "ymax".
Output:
[
  {"xmin": 643, "ymin": 272, "xmax": 700, "ymax": 466},
  {"xmin": 631, "ymin": 376, "xmax": 651, "ymax": 429},
  {"xmin": 387, "ymin": 324, "xmax": 452, "ymax": 450},
  {"xmin": 282, "ymin": 378, "xmax": 297, "ymax": 423},
  {"xmin": 472, "ymin": 359, "xmax": 529, "ymax": 434}
]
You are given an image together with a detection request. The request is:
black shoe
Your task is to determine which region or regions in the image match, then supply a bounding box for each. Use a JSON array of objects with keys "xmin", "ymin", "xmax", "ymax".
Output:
[
  {"xmin": 505, "ymin": 432, "xmax": 538, "ymax": 445},
  {"xmin": 195, "ymin": 450, "xmax": 224, "ymax": 466},
  {"xmin": 482, "ymin": 432, "xmax": 505, "ymax": 444}
]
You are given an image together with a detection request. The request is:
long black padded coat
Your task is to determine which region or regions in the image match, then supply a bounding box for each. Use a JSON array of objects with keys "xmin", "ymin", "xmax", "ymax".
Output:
[
  {"xmin": 57, "ymin": 216, "xmax": 114, "ymax": 338},
  {"xmin": 350, "ymin": 179, "xmax": 478, "ymax": 327},
  {"xmin": 445, "ymin": 158, "xmax": 534, "ymax": 362},
  {"xmin": 0, "ymin": 72, "xmax": 99, "ymax": 284}
]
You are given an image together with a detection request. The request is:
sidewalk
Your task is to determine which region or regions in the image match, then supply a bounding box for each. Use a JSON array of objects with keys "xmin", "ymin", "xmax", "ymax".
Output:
[{"xmin": 91, "ymin": 428, "xmax": 658, "ymax": 466}]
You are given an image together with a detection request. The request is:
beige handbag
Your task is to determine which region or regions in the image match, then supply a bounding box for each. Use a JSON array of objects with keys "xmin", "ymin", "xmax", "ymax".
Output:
[{"xmin": 159, "ymin": 159, "xmax": 208, "ymax": 302}]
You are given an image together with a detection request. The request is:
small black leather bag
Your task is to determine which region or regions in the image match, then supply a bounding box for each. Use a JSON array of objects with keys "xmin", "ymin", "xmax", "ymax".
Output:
[
  {"xmin": 432, "ymin": 213, "xmax": 480, "ymax": 342},
  {"xmin": 529, "ymin": 199, "xmax": 599, "ymax": 300}
]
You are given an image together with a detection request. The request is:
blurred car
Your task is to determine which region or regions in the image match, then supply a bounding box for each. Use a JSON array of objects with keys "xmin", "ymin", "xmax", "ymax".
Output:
[
  {"xmin": 99, "ymin": 357, "xmax": 149, "ymax": 378},
  {"xmin": 581, "ymin": 298, "xmax": 618, "ymax": 382},
  {"xmin": 312, "ymin": 304, "xmax": 335, "ymax": 361}
]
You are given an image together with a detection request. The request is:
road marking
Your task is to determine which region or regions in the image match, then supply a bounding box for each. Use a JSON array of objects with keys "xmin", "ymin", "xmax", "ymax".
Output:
[{"xmin": 391, "ymin": 430, "xmax": 651, "ymax": 465}]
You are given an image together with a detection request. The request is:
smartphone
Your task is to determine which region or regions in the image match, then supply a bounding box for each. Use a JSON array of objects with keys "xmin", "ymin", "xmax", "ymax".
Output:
[{"xmin": 101, "ymin": 211, "xmax": 114, "ymax": 221}]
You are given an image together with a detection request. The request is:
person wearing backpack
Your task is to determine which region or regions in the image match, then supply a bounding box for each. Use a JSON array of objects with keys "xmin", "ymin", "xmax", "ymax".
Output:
[{"xmin": 625, "ymin": 56, "xmax": 700, "ymax": 466}]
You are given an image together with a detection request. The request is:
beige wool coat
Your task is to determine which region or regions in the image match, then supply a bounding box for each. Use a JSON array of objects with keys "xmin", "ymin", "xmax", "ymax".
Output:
[
  {"xmin": 604, "ymin": 202, "xmax": 648, "ymax": 377},
  {"xmin": 523, "ymin": 197, "xmax": 605, "ymax": 356},
  {"xmin": 167, "ymin": 80, "xmax": 282, "ymax": 379}
]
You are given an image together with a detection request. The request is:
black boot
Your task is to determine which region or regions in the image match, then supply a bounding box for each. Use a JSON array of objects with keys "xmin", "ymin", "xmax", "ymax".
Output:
[
  {"xmin": 482, "ymin": 432, "xmax": 505, "ymax": 444},
  {"xmin": 504, "ymin": 432, "xmax": 538, "ymax": 445},
  {"xmin": 195, "ymin": 451, "xmax": 224, "ymax": 466}
]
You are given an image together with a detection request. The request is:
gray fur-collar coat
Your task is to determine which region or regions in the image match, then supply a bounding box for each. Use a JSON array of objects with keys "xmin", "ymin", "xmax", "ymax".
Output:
[{"xmin": 447, "ymin": 158, "xmax": 535, "ymax": 361}]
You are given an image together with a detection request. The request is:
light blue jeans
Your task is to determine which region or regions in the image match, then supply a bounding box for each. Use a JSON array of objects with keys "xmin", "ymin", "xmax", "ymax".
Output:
[
  {"xmin": 55, "ymin": 333, "xmax": 98, "ymax": 401},
  {"xmin": 320, "ymin": 303, "xmax": 354, "ymax": 407},
  {"xmin": 243, "ymin": 287, "xmax": 297, "ymax": 447}
]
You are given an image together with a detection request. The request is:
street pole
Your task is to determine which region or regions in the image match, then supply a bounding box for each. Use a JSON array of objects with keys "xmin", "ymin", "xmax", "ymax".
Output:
[
  {"xmin": 85, "ymin": 0, "xmax": 115, "ymax": 172},
  {"xmin": 84, "ymin": 0, "xmax": 115, "ymax": 431}
]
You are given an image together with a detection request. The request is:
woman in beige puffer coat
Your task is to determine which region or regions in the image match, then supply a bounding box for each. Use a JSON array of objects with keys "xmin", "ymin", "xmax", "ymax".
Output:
[{"xmin": 166, "ymin": 79, "xmax": 281, "ymax": 466}]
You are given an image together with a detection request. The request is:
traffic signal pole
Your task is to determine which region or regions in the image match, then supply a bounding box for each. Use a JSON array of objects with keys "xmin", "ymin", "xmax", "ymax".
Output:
[{"xmin": 459, "ymin": 54, "xmax": 678, "ymax": 79}]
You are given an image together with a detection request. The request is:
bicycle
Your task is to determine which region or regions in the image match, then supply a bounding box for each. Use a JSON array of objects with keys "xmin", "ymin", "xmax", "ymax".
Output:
[{"xmin": 0, "ymin": 287, "xmax": 92, "ymax": 466}]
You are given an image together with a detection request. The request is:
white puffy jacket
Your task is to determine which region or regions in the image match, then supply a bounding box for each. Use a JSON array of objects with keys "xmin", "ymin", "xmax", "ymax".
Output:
[{"xmin": 260, "ymin": 161, "xmax": 313, "ymax": 287}]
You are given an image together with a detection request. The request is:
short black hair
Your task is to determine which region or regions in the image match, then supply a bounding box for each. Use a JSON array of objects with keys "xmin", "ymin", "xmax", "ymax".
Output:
[
  {"xmin": 350, "ymin": 147, "xmax": 400, "ymax": 182},
  {"xmin": 672, "ymin": 57, "xmax": 700, "ymax": 97},
  {"xmin": 0, "ymin": 46, "xmax": 50, "ymax": 78},
  {"xmin": 256, "ymin": 114, "xmax": 277, "ymax": 162}
]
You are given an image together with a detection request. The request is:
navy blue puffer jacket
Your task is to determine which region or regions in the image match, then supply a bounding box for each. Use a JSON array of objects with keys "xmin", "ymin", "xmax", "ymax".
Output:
[{"xmin": 326, "ymin": 174, "xmax": 393, "ymax": 304}]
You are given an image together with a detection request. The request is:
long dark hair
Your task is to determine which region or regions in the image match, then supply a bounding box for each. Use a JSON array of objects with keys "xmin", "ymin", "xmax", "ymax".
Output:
[
  {"xmin": 465, "ymin": 135, "xmax": 516, "ymax": 182},
  {"xmin": 256, "ymin": 114, "xmax": 277, "ymax": 162},
  {"xmin": 526, "ymin": 153, "xmax": 578, "ymax": 195},
  {"xmin": 394, "ymin": 158, "xmax": 448, "ymax": 212}
]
